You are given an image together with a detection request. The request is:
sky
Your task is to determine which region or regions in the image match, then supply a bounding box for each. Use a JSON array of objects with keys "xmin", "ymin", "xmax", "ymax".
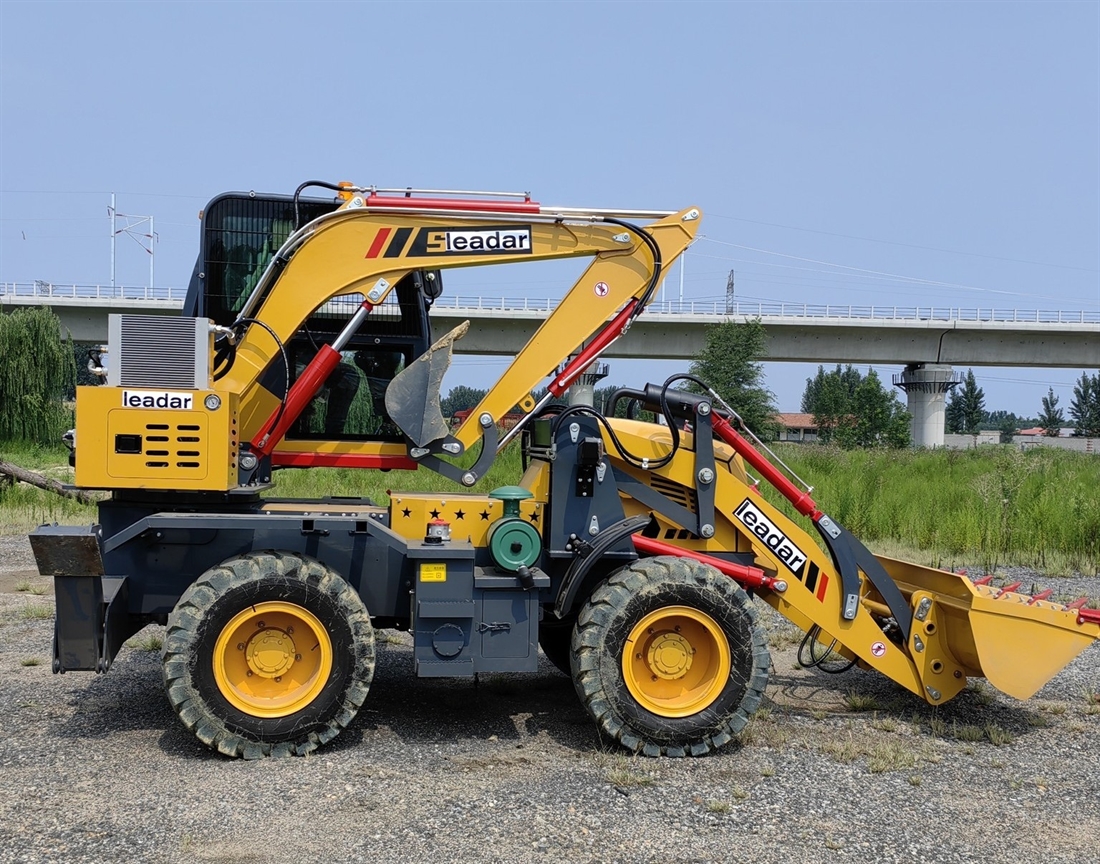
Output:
[{"xmin": 1, "ymin": 0, "xmax": 1097, "ymax": 417}]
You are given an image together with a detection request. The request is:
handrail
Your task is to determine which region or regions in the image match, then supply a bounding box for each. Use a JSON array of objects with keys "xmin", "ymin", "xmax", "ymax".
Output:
[{"xmin": 2, "ymin": 282, "xmax": 1097, "ymax": 325}]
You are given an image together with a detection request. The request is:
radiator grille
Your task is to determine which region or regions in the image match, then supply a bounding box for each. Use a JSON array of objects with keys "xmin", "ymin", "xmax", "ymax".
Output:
[{"xmin": 110, "ymin": 315, "xmax": 209, "ymax": 389}]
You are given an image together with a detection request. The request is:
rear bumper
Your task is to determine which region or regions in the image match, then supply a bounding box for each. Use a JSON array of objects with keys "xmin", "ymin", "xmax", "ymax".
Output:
[{"xmin": 29, "ymin": 524, "xmax": 139, "ymax": 673}]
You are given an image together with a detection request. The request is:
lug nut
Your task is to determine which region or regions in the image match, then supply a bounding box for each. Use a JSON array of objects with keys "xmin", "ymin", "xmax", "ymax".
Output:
[
  {"xmin": 295, "ymin": 654, "xmax": 302, "ymax": 661},
  {"xmin": 256, "ymin": 621, "xmax": 265, "ymax": 628},
  {"xmin": 286, "ymin": 627, "xmax": 294, "ymax": 635}
]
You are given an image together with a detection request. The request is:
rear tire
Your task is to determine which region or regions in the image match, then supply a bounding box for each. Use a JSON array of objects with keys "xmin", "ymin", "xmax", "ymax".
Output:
[
  {"xmin": 570, "ymin": 556, "xmax": 769, "ymax": 757},
  {"xmin": 163, "ymin": 551, "xmax": 375, "ymax": 758}
]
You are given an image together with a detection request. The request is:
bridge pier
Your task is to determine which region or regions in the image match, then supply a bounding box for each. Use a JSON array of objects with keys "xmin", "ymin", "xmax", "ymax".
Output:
[
  {"xmin": 893, "ymin": 363, "xmax": 961, "ymax": 448},
  {"xmin": 566, "ymin": 359, "xmax": 610, "ymax": 408}
]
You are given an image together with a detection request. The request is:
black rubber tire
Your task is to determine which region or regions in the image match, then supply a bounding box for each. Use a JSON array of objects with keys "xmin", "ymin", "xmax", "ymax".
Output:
[
  {"xmin": 570, "ymin": 556, "xmax": 769, "ymax": 757},
  {"xmin": 162, "ymin": 551, "xmax": 375, "ymax": 758},
  {"xmin": 538, "ymin": 611, "xmax": 577, "ymax": 676}
]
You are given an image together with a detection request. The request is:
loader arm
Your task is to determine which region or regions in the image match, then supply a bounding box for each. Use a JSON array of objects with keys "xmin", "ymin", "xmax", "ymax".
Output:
[{"xmin": 598, "ymin": 396, "xmax": 1100, "ymax": 707}]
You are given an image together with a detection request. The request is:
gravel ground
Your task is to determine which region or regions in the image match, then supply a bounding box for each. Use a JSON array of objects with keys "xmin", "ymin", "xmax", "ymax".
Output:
[{"xmin": 1, "ymin": 533, "xmax": 1098, "ymax": 864}]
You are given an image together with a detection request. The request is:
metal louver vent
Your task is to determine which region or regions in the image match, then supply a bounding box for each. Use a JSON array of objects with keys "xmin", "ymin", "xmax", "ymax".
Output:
[{"xmin": 108, "ymin": 314, "xmax": 210, "ymax": 389}]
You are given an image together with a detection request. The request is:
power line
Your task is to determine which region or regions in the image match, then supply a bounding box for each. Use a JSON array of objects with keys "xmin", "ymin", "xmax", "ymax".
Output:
[{"xmin": 707, "ymin": 212, "xmax": 1098, "ymax": 273}]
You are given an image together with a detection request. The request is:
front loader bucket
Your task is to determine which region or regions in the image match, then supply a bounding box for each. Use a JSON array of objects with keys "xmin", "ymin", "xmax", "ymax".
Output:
[
  {"xmin": 386, "ymin": 321, "xmax": 469, "ymax": 448},
  {"xmin": 876, "ymin": 556, "xmax": 1100, "ymax": 700}
]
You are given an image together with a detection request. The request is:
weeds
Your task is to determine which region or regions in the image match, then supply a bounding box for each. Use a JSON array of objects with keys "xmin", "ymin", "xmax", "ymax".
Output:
[
  {"xmin": 706, "ymin": 799, "xmax": 731, "ymax": 814},
  {"xmin": 14, "ymin": 581, "xmax": 31, "ymax": 592},
  {"xmin": 601, "ymin": 754, "xmax": 655, "ymax": 789},
  {"xmin": 127, "ymin": 632, "xmax": 163, "ymax": 652},
  {"xmin": 867, "ymin": 740, "xmax": 918, "ymax": 773},
  {"xmin": 20, "ymin": 657, "xmax": 40, "ymax": 667},
  {"xmin": 19, "ymin": 603, "xmax": 53, "ymax": 620},
  {"xmin": 844, "ymin": 692, "xmax": 881, "ymax": 713},
  {"xmin": 985, "ymin": 723, "xmax": 1015, "ymax": 746}
]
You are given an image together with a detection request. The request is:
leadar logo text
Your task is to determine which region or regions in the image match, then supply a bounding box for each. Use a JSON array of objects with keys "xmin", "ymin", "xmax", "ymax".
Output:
[
  {"xmin": 415, "ymin": 226, "xmax": 533, "ymax": 256},
  {"xmin": 122, "ymin": 390, "xmax": 194, "ymax": 410},
  {"xmin": 734, "ymin": 498, "xmax": 808, "ymax": 575}
]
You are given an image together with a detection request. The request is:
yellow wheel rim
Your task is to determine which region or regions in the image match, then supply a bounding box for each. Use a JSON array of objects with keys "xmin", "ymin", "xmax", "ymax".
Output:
[
  {"xmin": 212, "ymin": 601, "xmax": 333, "ymax": 718},
  {"xmin": 621, "ymin": 605, "xmax": 731, "ymax": 718}
]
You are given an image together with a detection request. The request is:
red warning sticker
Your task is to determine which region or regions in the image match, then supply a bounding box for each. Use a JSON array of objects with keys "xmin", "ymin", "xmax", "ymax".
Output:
[
  {"xmin": 593, "ymin": 281, "xmax": 609, "ymax": 297},
  {"xmin": 870, "ymin": 641, "xmax": 887, "ymax": 658}
]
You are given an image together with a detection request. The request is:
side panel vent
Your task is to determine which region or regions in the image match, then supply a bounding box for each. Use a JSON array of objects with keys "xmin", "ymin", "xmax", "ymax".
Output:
[{"xmin": 108, "ymin": 315, "xmax": 210, "ymax": 389}]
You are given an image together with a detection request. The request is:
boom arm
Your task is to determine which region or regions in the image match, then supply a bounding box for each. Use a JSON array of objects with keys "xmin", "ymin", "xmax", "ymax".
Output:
[{"xmin": 213, "ymin": 189, "xmax": 700, "ymax": 472}]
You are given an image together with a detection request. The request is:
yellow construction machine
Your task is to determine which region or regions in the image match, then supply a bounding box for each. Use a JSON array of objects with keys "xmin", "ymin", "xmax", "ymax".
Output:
[{"xmin": 30, "ymin": 181, "xmax": 1100, "ymax": 758}]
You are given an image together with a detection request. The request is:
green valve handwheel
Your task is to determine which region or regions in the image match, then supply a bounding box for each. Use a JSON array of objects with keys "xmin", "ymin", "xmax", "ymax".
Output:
[{"xmin": 487, "ymin": 486, "xmax": 541, "ymax": 572}]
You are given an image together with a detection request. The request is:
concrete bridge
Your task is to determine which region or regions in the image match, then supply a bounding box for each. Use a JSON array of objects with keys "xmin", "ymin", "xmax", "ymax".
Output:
[{"xmin": 4, "ymin": 282, "xmax": 1097, "ymax": 447}]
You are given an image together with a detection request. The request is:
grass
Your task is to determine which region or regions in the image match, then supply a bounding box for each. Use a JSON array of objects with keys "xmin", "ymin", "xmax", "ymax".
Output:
[
  {"xmin": 762, "ymin": 444, "xmax": 1100, "ymax": 575},
  {"xmin": 2, "ymin": 440, "xmax": 1098, "ymax": 574},
  {"xmin": 20, "ymin": 657, "xmax": 40, "ymax": 666},
  {"xmin": 19, "ymin": 603, "xmax": 53, "ymax": 620},
  {"xmin": 127, "ymin": 631, "xmax": 163, "ymax": 652},
  {"xmin": 599, "ymin": 752, "xmax": 656, "ymax": 788},
  {"xmin": 843, "ymin": 692, "xmax": 881, "ymax": 712}
]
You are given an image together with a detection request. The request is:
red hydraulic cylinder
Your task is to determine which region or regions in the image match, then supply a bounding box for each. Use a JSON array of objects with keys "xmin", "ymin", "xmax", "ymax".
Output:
[
  {"xmin": 251, "ymin": 344, "xmax": 342, "ymax": 458},
  {"xmin": 710, "ymin": 413, "xmax": 820, "ymax": 518},
  {"xmin": 632, "ymin": 534, "xmax": 780, "ymax": 593},
  {"xmin": 363, "ymin": 194, "xmax": 540, "ymax": 214},
  {"xmin": 549, "ymin": 300, "xmax": 639, "ymax": 398}
]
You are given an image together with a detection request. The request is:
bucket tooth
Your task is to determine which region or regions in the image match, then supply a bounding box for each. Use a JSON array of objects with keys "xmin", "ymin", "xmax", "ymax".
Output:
[
  {"xmin": 973, "ymin": 575, "xmax": 995, "ymax": 586},
  {"xmin": 1028, "ymin": 589, "xmax": 1054, "ymax": 605},
  {"xmin": 1066, "ymin": 597, "xmax": 1090, "ymax": 610},
  {"xmin": 996, "ymin": 581, "xmax": 1023, "ymax": 598}
]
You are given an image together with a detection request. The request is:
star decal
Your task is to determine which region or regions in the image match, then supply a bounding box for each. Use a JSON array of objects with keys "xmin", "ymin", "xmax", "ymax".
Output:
[
  {"xmin": 429, "ymin": 509, "xmax": 441, "ymax": 519},
  {"xmin": 479, "ymin": 510, "xmax": 491, "ymax": 521},
  {"xmin": 454, "ymin": 509, "xmax": 465, "ymax": 520},
  {"xmin": 401, "ymin": 508, "xmax": 411, "ymax": 518},
  {"xmin": 528, "ymin": 510, "xmax": 539, "ymax": 523}
]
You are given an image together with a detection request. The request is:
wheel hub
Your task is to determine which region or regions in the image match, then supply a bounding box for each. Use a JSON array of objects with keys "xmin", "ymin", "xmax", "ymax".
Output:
[
  {"xmin": 245, "ymin": 629, "xmax": 296, "ymax": 678},
  {"xmin": 621, "ymin": 605, "xmax": 732, "ymax": 718},
  {"xmin": 647, "ymin": 632, "xmax": 693, "ymax": 679}
]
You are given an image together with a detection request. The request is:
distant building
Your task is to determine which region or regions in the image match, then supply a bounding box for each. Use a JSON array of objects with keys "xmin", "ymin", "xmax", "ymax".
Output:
[
  {"xmin": 774, "ymin": 413, "xmax": 819, "ymax": 443},
  {"xmin": 1016, "ymin": 426, "xmax": 1073, "ymax": 438}
]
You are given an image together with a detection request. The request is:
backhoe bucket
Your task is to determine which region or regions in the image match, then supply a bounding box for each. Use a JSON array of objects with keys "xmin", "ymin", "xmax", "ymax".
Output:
[
  {"xmin": 875, "ymin": 556, "xmax": 1100, "ymax": 700},
  {"xmin": 386, "ymin": 321, "xmax": 470, "ymax": 448}
]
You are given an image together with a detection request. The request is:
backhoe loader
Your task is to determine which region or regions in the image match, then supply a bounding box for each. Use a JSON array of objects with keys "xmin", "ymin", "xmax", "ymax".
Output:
[{"xmin": 30, "ymin": 181, "xmax": 1100, "ymax": 758}]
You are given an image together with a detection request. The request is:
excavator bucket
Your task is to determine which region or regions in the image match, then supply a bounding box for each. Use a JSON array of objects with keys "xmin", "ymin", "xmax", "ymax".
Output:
[
  {"xmin": 875, "ymin": 555, "xmax": 1100, "ymax": 700},
  {"xmin": 385, "ymin": 321, "xmax": 470, "ymax": 448}
]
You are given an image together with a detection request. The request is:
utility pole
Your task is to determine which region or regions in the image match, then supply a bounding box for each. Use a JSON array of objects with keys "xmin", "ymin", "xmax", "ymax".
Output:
[
  {"xmin": 725, "ymin": 269, "xmax": 735, "ymax": 313},
  {"xmin": 109, "ymin": 194, "xmax": 157, "ymax": 290}
]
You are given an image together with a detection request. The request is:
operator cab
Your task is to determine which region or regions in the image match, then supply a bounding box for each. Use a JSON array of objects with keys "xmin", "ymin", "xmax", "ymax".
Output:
[{"xmin": 183, "ymin": 191, "xmax": 440, "ymax": 443}]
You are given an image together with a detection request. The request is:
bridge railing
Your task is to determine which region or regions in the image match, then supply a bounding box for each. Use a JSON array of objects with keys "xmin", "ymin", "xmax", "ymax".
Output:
[
  {"xmin": 429, "ymin": 295, "xmax": 1100, "ymax": 324},
  {"xmin": 2, "ymin": 283, "xmax": 1097, "ymax": 325},
  {"xmin": 0, "ymin": 282, "xmax": 187, "ymax": 301}
]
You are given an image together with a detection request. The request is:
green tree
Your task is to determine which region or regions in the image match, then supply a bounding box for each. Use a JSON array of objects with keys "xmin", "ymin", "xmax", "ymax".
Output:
[
  {"xmin": 1068, "ymin": 371, "xmax": 1100, "ymax": 437},
  {"xmin": 801, "ymin": 364, "xmax": 910, "ymax": 448},
  {"xmin": 688, "ymin": 318, "xmax": 778, "ymax": 437},
  {"xmin": 440, "ymin": 385, "xmax": 488, "ymax": 419},
  {"xmin": 0, "ymin": 307, "xmax": 76, "ymax": 444},
  {"xmin": 944, "ymin": 390, "xmax": 965, "ymax": 434},
  {"xmin": 998, "ymin": 415, "xmax": 1017, "ymax": 444},
  {"xmin": 1038, "ymin": 388, "xmax": 1064, "ymax": 437},
  {"xmin": 945, "ymin": 369, "xmax": 984, "ymax": 434}
]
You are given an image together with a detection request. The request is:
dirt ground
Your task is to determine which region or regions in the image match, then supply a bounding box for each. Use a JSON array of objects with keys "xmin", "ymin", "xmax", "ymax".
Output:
[{"xmin": 2, "ymin": 534, "xmax": 1099, "ymax": 864}]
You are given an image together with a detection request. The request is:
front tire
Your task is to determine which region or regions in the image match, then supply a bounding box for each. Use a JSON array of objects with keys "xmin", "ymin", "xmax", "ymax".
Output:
[
  {"xmin": 163, "ymin": 552, "xmax": 375, "ymax": 758},
  {"xmin": 570, "ymin": 556, "xmax": 769, "ymax": 757}
]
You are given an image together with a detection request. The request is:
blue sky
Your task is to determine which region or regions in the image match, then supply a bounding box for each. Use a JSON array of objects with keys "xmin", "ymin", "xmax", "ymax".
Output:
[{"xmin": 1, "ymin": 1, "xmax": 1096, "ymax": 416}]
